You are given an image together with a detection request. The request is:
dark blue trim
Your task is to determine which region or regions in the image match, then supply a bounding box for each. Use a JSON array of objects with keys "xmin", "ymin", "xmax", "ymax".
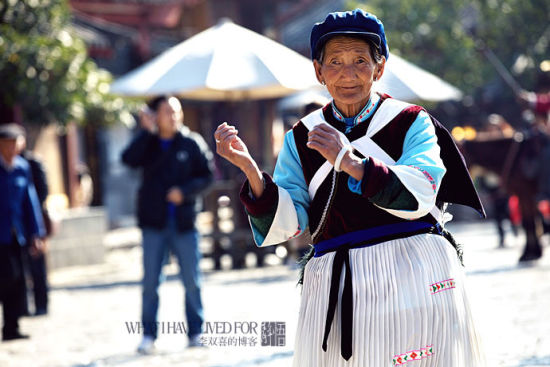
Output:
[{"xmin": 313, "ymin": 221, "xmax": 434, "ymax": 257}]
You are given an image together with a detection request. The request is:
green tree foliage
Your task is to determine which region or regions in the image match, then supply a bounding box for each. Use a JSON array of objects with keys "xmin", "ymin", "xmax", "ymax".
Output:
[
  {"xmin": 348, "ymin": 0, "xmax": 549, "ymax": 96},
  {"xmin": 0, "ymin": 0, "xmax": 135, "ymax": 126}
]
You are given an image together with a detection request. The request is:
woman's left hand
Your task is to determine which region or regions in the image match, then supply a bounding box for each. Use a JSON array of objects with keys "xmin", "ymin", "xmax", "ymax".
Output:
[
  {"xmin": 306, "ymin": 123, "xmax": 347, "ymax": 164},
  {"xmin": 306, "ymin": 123, "xmax": 365, "ymax": 181}
]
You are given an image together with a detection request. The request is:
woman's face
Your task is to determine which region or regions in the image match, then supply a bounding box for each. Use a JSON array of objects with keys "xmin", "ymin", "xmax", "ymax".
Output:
[{"xmin": 314, "ymin": 36, "xmax": 384, "ymax": 112}]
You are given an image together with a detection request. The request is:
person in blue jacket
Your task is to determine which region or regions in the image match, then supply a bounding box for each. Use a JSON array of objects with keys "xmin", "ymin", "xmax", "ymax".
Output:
[
  {"xmin": 17, "ymin": 131, "xmax": 51, "ymax": 317},
  {"xmin": 121, "ymin": 96, "xmax": 213, "ymax": 354},
  {"xmin": 0, "ymin": 123, "xmax": 45, "ymax": 341}
]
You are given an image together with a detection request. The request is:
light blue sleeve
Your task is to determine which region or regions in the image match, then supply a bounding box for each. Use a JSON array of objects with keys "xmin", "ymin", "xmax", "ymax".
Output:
[
  {"xmin": 249, "ymin": 130, "xmax": 310, "ymax": 245},
  {"xmin": 396, "ymin": 110, "xmax": 446, "ymax": 187},
  {"xmin": 347, "ymin": 110, "xmax": 445, "ymax": 195},
  {"xmin": 348, "ymin": 159, "xmax": 368, "ymax": 194},
  {"xmin": 272, "ymin": 131, "xmax": 311, "ymax": 236}
]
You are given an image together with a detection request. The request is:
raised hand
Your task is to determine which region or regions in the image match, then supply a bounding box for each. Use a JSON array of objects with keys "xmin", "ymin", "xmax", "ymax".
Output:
[
  {"xmin": 214, "ymin": 122, "xmax": 255, "ymax": 171},
  {"xmin": 139, "ymin": 106, "xmax": 156, "ymax": 133},
  {"xmin": 214, "ymin": 122, "xmax": 264, "ymax": 197}
]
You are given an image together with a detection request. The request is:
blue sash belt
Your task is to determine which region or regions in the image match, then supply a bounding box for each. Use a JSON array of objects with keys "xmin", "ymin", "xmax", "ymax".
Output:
[{"xmin": 315, "ymin": 221, "xmax": 438, "ymax": 361}]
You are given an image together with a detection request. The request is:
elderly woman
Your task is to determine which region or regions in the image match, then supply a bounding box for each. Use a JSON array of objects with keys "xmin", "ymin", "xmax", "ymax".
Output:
[{"xmin": 215, "ymin": 9, "xmax": 486, "ymax": 367}]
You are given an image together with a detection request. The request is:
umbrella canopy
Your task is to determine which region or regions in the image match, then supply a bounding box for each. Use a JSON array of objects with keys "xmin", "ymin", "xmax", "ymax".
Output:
[
  {"xmin": 110, "ymin": 19, "xmax": 319, "ymax": 100},
  {"xmin": 278, "ymin": 88, "xmax": 331, "ymax": 111},
  {"xmin": 373, "ymin": 53, "xmax": 463, "ymax": 101}
]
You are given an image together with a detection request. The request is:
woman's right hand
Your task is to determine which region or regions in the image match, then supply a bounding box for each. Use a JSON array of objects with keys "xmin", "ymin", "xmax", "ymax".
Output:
[
  {"xmin": 214, "ymin": 122, "xmax": 254, "ymax": 171},
  {"xmin": 214, "ymin": 122, "xmax": 264, "ymax": 197}
]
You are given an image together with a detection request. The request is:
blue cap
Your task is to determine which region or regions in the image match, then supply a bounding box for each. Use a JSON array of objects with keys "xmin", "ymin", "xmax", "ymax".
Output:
[{"xmin": 310, "ymin": 9, "xmax": 389, "ymax": 61}]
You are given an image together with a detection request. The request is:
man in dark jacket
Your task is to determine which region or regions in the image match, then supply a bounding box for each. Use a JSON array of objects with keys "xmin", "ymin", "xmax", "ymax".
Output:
[
  {"xmin": 17, "ymin": 131, "xmax": 50, "ymax": 316},
  {"xmin": 121, "ymin": 96, "xmax": 213, "ymax": 354},
  {"xmin": 0, "ymin": 123, "xmax": 45, "ymax": 341}
]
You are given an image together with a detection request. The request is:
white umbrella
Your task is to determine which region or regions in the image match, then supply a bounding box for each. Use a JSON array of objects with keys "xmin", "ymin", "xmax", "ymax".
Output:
[
  {"xmin": 373, "ymin": 53, "xmax": 463, "ymax": 101},
  {"xmin": 110, "ymin": 19, "xmax": 319, "ymax": 100},
  {"xmin": 278, "ymin": 88, "xmax": 331, "ymax": 111}
]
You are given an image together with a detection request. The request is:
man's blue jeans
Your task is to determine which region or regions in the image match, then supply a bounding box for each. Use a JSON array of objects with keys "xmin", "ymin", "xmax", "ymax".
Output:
[{"xmin": 141, "ymin": 219, "xmax": 203, "ymax": 339}]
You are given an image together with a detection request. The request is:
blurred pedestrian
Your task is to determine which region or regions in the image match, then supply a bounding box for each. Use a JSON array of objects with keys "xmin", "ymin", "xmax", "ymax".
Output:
[
  {"xmin": 517, "ymin": 89, "xmax": 550, "ymax": 116},
  {"xmin": 517, "ymin": 74, "xmax": 550, "ymax": 223},
  {"xmin": 517, "ymin": 72, "xmax": 550, "ymax": 131},
  {"xmin": 477, "ymin": 172, "xmax": 515, "ymax": 247},
  {"xmin": 121, "ymin": 96, "xmax": 213, "ymax": 354},
  {"xmin": 75, "ymin": 163, "xmax": 94, "ymax": 207},
  {"xmin": 18, "ymin": 132, "xmax": 50, "ymax": 316},
  {"xmin": 216, "ymin": 9, "xmax": 486, "ymax": 366},
  {"xmin": 0, "ymin": 123, "xmax": 45, "ymax": 341},
  {"xmin": 477, "ymin": 115, "xmax": 518, "ymax": 247}
]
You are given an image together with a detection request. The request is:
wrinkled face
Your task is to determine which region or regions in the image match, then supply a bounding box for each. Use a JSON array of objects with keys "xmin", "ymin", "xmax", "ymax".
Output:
[
  {"xmin": 156, "ymin": 97, "xmax": 183, "ymax": 134},
  {"xmin": 314, "ymin": 36, "xmax": 384, "ymax": 109},
  {"xmin": 0, "ymin": 137, "xmax": 19, "ymax": 164}
]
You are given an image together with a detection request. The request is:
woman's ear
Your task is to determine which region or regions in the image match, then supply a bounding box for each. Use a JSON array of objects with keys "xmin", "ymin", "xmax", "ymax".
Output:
[
  {"xmin": 375, "ymin": 56, "xmax": 386, "ymax": 81},
  {"xmin": 313, "ymin": 59, "xmax": 325, "ymax": 85}
]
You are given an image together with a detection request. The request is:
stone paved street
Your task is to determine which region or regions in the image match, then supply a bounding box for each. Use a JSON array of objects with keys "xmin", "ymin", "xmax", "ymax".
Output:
[{"xmin": 1, "ymin": 221, "xmax": 549, "ymax": 366}]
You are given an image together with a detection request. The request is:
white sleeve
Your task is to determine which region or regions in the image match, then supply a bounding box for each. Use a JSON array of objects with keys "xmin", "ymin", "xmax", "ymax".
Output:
[
  {"xmin": 249, "ymin": 130, "xmax": 310, "ymax": 246},
  {"xmin": 381, "ymin": 111, "xmax": 446, "ymax": 219}
]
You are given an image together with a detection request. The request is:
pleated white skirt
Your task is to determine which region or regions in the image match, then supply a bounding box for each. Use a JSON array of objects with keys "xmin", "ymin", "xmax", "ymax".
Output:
[{"xmin": 293, "ymin": 233, "xmax": 485, "ymax": 367}]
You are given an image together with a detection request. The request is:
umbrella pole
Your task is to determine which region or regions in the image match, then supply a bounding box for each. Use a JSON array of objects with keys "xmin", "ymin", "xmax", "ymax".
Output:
[
  {"xmin": 478, "ymin": 41, "xmax": 522, "ymax": 94},
  {"xmin": 261, "ymin": 100, "xmax": 275, "ymax": 173},
  {"xmin": 461, "ymin": 4, "xmax": 522, "ymax": 94}
]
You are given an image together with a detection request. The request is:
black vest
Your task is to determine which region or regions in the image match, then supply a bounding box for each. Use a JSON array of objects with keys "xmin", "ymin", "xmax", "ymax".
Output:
[{"xmin": 292, "ymin": 95, "xmax": 485, "ymax": 243}]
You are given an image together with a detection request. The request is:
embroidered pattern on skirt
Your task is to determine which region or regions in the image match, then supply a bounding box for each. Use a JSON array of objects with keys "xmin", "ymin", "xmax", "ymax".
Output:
[
  {"xmin": 393, "ymin": 345, "xmax": 434, "ymax": 365},
  {"xmin": 430, "ymin": 278, "xmax": 456, "ymax": 294}
]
